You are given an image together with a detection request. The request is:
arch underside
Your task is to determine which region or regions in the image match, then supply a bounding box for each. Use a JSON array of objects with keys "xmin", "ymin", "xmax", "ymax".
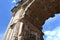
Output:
[{"xmin": 23, "ymin": 0, "xmax": 60, "ymax": 40}]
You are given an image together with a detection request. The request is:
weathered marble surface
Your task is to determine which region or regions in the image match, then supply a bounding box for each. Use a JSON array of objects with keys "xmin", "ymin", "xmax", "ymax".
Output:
[
  {"xmin": 24, "ymin": 0, "xmax": 60, "ymax": 40},
  {"xmin": 25, "ymin": 0, "xmax": 60, "ymax": 29},
  {"xmin": 11, "ymin": 0, "xmax": 60, "ymax": 40}
]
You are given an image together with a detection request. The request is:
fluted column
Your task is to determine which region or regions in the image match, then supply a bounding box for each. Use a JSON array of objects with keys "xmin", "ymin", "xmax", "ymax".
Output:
[
  {"xmin": 6, "ymin": 29, "xmax": 12, "ymax": 40},
  {"xmin": 9, "ymin": 27, "xmax": 14, "ymax": 40},
  {"xmin": 18, "ymin": 22, "xmax": 24, "ymax": 40},
  {"xmin": 10, "ymin": 22, "xmax": 20, "ymax": 40}
]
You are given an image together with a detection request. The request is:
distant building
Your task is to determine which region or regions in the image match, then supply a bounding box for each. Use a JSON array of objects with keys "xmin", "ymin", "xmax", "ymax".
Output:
[{"xmin": 3, "ymin": 0, "xmax": 60, "ymax": 40}]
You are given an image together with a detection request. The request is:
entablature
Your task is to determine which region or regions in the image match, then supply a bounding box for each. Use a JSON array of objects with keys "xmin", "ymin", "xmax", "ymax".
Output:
[{"xmin": 11, "ymin": 0, "xmax": 33, "ymax": 17}]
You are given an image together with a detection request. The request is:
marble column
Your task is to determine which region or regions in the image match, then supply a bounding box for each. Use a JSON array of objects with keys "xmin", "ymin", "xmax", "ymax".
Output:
[
  {"xmin": 10, "ymin": 22, "xmax": 20, "ymax": 40},
  {"xmin": 18, "ymin": 22, "xmax": 24, "ymax": 40}
]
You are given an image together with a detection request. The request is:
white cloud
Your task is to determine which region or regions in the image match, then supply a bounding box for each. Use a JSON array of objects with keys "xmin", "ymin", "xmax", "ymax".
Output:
[
  {"xmin": 11, "ymin": 0, "xmax": 16, "ymax": 3},
  {"xmin": 44, "ymin": 26, "xmax": 60, "ymax": 40},
  {"xmin": 44, "ymin": 31, "xmax": 56, "ymax": 36}
]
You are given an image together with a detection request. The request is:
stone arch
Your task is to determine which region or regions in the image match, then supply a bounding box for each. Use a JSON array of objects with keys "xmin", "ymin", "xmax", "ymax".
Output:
[{"xmin": 24, "ymin": 0, "xmax": 60, "ymax": 40}]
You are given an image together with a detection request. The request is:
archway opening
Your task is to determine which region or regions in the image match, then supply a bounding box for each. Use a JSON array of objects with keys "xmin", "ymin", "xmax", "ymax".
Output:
[{"xmin": 42, "ymin": 13, "xmax": 60, "ymax": 40}]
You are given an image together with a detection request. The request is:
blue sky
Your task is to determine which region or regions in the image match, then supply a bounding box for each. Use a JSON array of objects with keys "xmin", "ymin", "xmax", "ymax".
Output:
[
  {"xmin": 42, "ymin": 14, "xmax": 60, "ymax": 40},
  {"xmin": 0, "ymin": 0, "xmax": 60, "ymax": 40},
  {"xmin": 0, "ymin": 0, "xmax": 19, "ymax": 40}
]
